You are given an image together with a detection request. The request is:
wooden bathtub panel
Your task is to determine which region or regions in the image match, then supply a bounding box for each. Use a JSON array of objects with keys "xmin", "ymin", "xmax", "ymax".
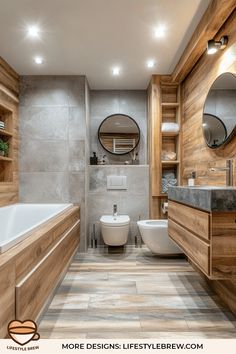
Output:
[
  {"xmin": 0, "ymin": 262, "xmax": 15, "ymax": 338},
  {"xmin": 15, "ymin": 207, "xmax": 79, "ymax": 281},
  {"xmin": 16, "ymin": 221, "xmax": 80, "ymax": 320}
]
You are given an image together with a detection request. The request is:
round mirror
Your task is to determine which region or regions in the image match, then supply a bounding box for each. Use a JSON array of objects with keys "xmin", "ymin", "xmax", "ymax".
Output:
[
  {"xmin": 203, "ymin": 72, "xmax": 236, "ymax": 148},
  {"xmin": 98, "ymin": 114, "xmax": 140, "ymax": 155}
]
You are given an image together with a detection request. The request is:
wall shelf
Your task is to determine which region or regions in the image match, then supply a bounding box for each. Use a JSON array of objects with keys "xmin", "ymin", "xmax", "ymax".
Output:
[
  {"xmin": 0, "ymin": 156, "xmax": 13, "ymax": 162},
  {"xmin": 0, "ymin": 129, "xmax": 13, "ymax": 137},
  {"xmin": 162, "ymin": 131, "xmax": 179, "ymax": 137},
  {"xmin": 162, "ymin": 160, "xmax": 180, "ymax": 165},
  {"xmin": 161, "ymin": 102, "xmax": 179, "ymax": 107}
]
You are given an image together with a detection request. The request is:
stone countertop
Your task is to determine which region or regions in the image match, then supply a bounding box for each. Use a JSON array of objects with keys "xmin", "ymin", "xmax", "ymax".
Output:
[{"xmin": 168, "ymin": 186, "xmax": 236, "ymax": 212}]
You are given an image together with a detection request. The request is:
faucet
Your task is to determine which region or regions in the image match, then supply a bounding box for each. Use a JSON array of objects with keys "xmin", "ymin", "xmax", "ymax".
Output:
[
  {"xmin": 209, "ymin": 159, "xmax": 234, "ymax": 186},
  {"xmin": 113, "ymin": 204, "xmax": 118, "ymax": 217}
]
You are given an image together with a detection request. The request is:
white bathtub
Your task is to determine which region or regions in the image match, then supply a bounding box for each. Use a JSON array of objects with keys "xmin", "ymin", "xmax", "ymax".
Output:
[{"xmin": 0, "ymin": 203, "xmax": 73, "ymax": 254}]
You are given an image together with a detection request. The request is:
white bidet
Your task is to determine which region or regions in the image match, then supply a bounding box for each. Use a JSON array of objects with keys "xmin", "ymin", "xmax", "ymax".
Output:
[{"xmin": 137, "ymin": 219, "xmax": 181, "ymax": 255}]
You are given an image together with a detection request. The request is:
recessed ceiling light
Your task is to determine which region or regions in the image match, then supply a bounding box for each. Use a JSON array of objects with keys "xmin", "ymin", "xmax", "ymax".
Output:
[
  {"xmin": 147, "ymin": 60, "xmax": 156, "ymax": 68},
  {"xmin": 154, "ymin": 25, "xmax": 166, "ymax": 38},
  {"xmin": 27, "ymin": 25, "xmax": 40, "ymax": 38},
  {"xmin": 34, "ymin": 56, "xmax": 43, "ymax": 65},
  {"xmin": 112, "ymin": 67, "xmax": 121, "ymax": 76}
]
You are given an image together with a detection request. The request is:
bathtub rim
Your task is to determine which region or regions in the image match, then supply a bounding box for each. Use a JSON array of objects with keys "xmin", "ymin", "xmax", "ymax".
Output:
[
  {"xmin": 0, "ymin": 204, "xmax": 80, "ymax": 269},
  {"xmin": 0, "ymin": 203, "xmax": 74, "ymax": 254}
]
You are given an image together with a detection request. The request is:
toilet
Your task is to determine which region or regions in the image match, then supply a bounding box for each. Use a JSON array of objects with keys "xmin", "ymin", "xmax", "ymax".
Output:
[
  {"xmin": 137, "ymin": 219, "xmax": 181, "ymax": 255},
  {"xmin": 100, "ymin": 215, "xmax": 130, "ymax": 246}
]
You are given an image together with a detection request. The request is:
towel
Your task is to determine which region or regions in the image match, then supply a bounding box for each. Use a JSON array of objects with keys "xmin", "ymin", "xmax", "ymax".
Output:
[
  {"xmin": 162, "ymin": 122, "xmax": 179, "ymax": 133},
  {"xmin": 161, "ymin": 150, "xmax": 176, "ymax": 161}
]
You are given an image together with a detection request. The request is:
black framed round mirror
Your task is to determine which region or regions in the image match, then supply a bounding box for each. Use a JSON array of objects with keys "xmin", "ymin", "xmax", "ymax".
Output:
[
  {"xmin": 203, "ymin": 72, "xmax": 236, "ymax": 148},
  {"xmin": 98, "ymin": 114, "xmax": 140, "ymax": 155},
  {"xmin": 202, "ymin": 113, "xmax": 227, "ymax": 148}
]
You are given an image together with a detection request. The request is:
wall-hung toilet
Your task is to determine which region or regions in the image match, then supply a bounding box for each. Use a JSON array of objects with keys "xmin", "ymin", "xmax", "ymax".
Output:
[
  {"xmin": 100, "ymin": 215, "xmax": 130, "ymax": 246},
  {"xmin": 137, "ymin": 219, "xmax": 181, "ymax": 255}
]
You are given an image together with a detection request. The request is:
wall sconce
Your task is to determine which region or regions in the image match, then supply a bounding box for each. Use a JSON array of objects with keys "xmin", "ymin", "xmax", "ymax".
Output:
[{"xmin": 207, "ymin": 36, "xmax": 228, "ymax": 55}]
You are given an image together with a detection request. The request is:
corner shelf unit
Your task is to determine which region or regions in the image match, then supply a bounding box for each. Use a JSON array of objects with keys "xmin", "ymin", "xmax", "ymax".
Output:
[
  {"xmin": 0, "ymin": 104, "xmax": 14, "ymax": 182},
  {"xmin": 148, "ymin": 76, "xmax": 181, "ymax": 219}
]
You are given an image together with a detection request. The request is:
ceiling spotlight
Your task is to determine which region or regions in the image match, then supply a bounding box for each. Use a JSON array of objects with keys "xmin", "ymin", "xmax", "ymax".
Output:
[
  {"xmin": 34, "ymin": 56, "xmax": 43, "ymax": 65},
  {"xmin": 147, "ymin": 60, "xmax": 155, "ymax": 68},
  {"xmin": 154, "ymin": 25, "xmax": 166, "ymax": 38},
  {"xmin": 27, "ymin": 25, "xmax": 40, "ymax": 38},
  {"xmin": 207, "ymin": 36, "xmax": 228, "ymax": 55},
  {"xmin": 112, "ymin": 67, "xmax": 121, "ymax": 76}
]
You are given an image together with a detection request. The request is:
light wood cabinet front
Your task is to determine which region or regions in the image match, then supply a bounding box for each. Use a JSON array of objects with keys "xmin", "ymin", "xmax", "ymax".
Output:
[
  {"xmin": 168, "ymin": 200, "xmax": 236, "ymax": 279},
  {"xmin": 168, "ymin": 200, "xmax": 210, "ymax": 241},
  {"xmin": 168, "ymin": 219, "xmax": 210, "ymax": 274}
]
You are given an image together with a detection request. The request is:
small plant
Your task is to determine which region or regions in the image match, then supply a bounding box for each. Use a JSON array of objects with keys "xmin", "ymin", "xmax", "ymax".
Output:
[{"xmin": 0, "ymin": 139, "xmax": 9, "ymax": 156}]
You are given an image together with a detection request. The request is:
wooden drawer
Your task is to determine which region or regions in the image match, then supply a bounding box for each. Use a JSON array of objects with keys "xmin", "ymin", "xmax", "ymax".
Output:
[
  {"xmin": 168, "ymin": 219, "xmax": 210, "ymax": 275},
  {"xmin": 168, "ymin": 200, "xmax": 210, "ymax": 241},
  {"xmin": 16, "ymin": 221, "xmax": 80, "ymax": 320}
]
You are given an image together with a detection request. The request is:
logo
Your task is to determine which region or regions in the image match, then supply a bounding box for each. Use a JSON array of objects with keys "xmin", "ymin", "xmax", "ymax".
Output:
[{"xmin": 8, "ymin": 320, "xmax": 40, "ymax": 346}]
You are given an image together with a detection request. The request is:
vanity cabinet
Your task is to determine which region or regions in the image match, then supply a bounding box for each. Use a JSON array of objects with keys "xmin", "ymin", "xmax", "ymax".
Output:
[{"xmin": 168, "ymin": 200, "xmax": 236, "ymax": 279}]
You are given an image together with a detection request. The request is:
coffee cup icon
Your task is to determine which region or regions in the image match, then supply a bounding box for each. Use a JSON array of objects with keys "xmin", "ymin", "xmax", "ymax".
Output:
[{"xmin": 8, "ymin": 320, "xmax": 40, "ymax": 346}]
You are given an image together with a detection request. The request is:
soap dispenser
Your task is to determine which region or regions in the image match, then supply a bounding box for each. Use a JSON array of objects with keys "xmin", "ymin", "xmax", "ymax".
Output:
[
  {"xmin": 90, "ymin": 152, "xmax": 98, "ymax": 165},
  {"xmin": 188, "ymin": 171, "xmax": 196, "ymax": 186}
]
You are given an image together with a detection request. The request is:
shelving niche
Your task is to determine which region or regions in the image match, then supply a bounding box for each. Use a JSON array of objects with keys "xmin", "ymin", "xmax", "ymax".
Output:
[
  {"xmin": 0, "ymin": 103, "xmax": 14, "ymax": 182},
  {"xmin": 148, "ymin": 75, "xmax": 181, "ymax": 219}
]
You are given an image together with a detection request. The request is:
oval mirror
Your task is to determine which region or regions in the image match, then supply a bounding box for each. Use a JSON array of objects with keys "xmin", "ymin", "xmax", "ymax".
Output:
[
  {"xmin": 98, "ymin": 114, "xmax": 140, "ymax": 155},
  {"xmin": 203, "ymin": 72, "xmax": 236, "ymax": 148}
]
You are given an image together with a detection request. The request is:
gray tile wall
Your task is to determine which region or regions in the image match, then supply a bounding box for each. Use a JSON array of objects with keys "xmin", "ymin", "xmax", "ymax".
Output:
[
  {"xmin": 19, "ymin": 76, "xmax": 89, "ymax": 251},
  {"xmin": 89, "ymin": 165, "xmax": 149, "ymax": 246},
  {"xmin": 19, "ymin": 80, "xmax": 149, "ymax": 250},
  {"xmin": 90, "ymin": 90, "xmax": 147, "ymax": 164}
]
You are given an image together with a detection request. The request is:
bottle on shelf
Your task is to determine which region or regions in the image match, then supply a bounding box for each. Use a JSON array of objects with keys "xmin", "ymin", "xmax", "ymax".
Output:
[{"xmin": 188, "ymin": 171, "xmax": 196, "ymax": 186}]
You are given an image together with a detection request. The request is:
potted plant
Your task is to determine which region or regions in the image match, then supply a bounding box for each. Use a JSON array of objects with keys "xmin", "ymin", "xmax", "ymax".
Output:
[{"xmin": 0, "ymin": 139, "xmax": 9, "ymax": 157}]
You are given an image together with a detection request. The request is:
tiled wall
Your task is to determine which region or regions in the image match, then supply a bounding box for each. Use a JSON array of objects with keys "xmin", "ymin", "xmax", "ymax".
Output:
[
  {"xmin": 19, "ymin": 81, "xmax": 149, "ymax": 249},
  {"xmin": 19, "ymin": 76, "xmax": 89, "ymax": 251},
  {"xmin": 89, "ymin": 165, "xmax": 149, "ymax": 245},
  {"xmin": 90, "ymin": 90, "xmax": 147, "ymax": 164}
]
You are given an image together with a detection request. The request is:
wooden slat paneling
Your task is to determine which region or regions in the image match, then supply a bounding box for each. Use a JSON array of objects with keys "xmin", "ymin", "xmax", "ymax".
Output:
[
  {"xmin": 181, "ymin": 9, "xmax": 236, "ymax": 312},
  {"xmin": 182, "ymin": 10, "xmax": 236, "ymax": 186},
  {"xmin": 172, "ymin": 0, "xmax": 236, "ymax": 82}
]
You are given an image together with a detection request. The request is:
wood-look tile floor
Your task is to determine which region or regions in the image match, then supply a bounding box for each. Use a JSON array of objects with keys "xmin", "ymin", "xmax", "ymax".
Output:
[{"xmin": 39, "ymin": 246, "xmax": 236, "ymax": 339}]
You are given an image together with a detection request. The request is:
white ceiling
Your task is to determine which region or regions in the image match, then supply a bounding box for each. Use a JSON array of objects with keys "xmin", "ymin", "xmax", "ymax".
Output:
[{"xmin": 0, "ymin": 0, "xmax": 211, "ymax": 89}]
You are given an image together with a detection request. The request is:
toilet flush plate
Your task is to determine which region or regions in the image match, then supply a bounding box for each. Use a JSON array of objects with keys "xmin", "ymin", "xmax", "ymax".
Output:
[{"xmin": 107, "ymin": 175, "xmax": 127, "ymax": 190}]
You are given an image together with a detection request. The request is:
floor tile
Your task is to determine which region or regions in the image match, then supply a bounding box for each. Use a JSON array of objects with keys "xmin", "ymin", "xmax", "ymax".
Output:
[{"xmin": 39, "ymin": 246, "xmax": 236, "ymax": 339}]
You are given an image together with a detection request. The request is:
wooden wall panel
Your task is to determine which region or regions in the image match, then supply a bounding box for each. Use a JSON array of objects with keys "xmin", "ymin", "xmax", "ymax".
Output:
[
  {"xmin": 181, "ymin": 9, "xmax": 236, "ymax": 314},
  {"xmin": 172, "ymin": 0, "xmax": 236, "ymax": 82},
  {"xmin": 182, "ymin": 9, "xmax": 236, "ymax": 186},
  {"xmin": 0, "ymin": 57, "xmax": 19, "ymax": 206}
]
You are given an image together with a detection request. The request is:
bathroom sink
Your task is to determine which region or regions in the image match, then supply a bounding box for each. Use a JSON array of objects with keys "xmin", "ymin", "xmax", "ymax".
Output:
[{"xmin": 168, "ymin": 186, "xmax": 236, "ymax": 212}]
